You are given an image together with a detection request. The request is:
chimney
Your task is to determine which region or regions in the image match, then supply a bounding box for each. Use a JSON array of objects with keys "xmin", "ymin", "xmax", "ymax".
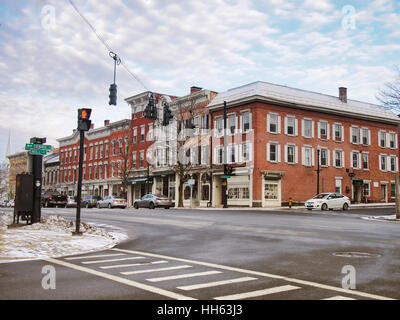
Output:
[
  {"xmin": 90, "ymin": 124, "xmax": 94, "ymax": 130},
  {"xmin": 104, "ymin": 120, "xmax": 110, "ymax": 126},
  {"xmin": 190, "ymin": 86, "xmax": 202, "ymax": 94},
  {"xmin": 339, "ymin": 87, "xmax": 347, "ymax": 103}
]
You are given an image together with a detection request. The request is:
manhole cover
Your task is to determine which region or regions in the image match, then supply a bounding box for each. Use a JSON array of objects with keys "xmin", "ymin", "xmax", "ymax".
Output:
[{"xmin": 332, "ymin": 252, "xmax": 381, "ymax": 258}]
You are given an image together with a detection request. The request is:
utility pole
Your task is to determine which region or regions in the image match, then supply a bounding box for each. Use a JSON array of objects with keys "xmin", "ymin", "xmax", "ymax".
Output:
[
  {"xmin": 317, "ymin": 149, "xmax": 320, "ymax": 194},
  {"xmin": 222, "ymin": 101, "xmax": 228, "ymax": 208},
  {"xmin": 74, "ymin": 108, "xmax": 92, "ymax": 235}
]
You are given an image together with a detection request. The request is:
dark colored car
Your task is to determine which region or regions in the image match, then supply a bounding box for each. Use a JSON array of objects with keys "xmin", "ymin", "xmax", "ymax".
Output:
[
  {"xmin": 82, "ymin": 195, "xmax": 102, "ymax": 208},
  {"xmin": 134, "ymin": 194, "xmax": 173, "ymax": 209},
  {"xmin": 41, "ymin": 191, "xmax": 68, "ymax": 208}
]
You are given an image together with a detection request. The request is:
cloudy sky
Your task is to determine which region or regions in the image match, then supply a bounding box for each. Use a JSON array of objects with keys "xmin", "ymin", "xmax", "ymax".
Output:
[{"xmin": 0, "ymin": 0, "xmax": 399, "ymax": 160}]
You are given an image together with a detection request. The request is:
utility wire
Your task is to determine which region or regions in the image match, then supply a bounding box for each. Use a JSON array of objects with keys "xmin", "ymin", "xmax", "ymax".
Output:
[{"xmin": 67, "ymin": 0, "xmax": 149, "ymax": 91}]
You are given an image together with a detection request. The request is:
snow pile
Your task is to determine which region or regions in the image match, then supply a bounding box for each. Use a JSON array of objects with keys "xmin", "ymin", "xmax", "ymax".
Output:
[
  {"xmin": 361, "ymin": 214, "xmax": 400, "ymax": 222},
  {"xmin": 0, "ymin": 212, "xmax": 128, "ymax": 263}
]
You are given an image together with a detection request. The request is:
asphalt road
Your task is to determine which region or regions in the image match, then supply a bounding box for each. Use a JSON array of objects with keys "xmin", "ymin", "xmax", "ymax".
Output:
[{"xmin": 0, "ymin": 206, "xmax": 399, "ymax": 300}]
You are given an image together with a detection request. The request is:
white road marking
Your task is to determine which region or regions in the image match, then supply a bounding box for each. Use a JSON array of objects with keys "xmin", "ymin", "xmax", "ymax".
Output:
[
  {"xmin": 121, "ymin": 265, "xmax": 193, "ymax": 275},
  {"xmin": 323, "ymin": 296, "xmax": 356, "ymax": 300},
  {"xmin": 44, "ymin": 258, "xmax": 195, "ymax": 300},
  {"xmin": 177, "ymin": 277, "xmax": 257, "ymax": 291},
  {"xmin": 100, "ymin": 260, "xmax": 168, "ymax": 270},
  {"xmin": 214, "ymin": 285, "xmax": 301, "ymax": 300},
  {"xmin": 112, "ymin": 248, "xmax": 395, "ymax": 300},
  {"xmin": 147, "ymin": 271, "xmax": 222, "ymax": 282},
  {"xmin": 82, "ymin": 257, "xmax": 146, "ymax": 265},
  {"xmin": 65, "ymin": 253, "xmax": 126, "ymax": 260}
]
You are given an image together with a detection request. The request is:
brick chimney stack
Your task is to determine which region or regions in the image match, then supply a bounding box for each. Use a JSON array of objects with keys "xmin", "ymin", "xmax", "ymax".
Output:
[
  {"xmin": 104, "ymin": 120, "xmax": 110, "ymax": 126},
  {"xmin": 90, "ymin": 124, "xmax": 94, "ymax": 130},
  {"xmin": 190, "ymin": 86, "xmax": 202, "ymax": 94},
  {"xmin": 339, "ymin": 87, "xmax": 347, "ymax": 103}
]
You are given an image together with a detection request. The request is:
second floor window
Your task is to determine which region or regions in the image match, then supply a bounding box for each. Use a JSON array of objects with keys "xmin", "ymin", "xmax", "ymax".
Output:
[
  {"xmin": 362, "ymin": 153, "xmax": 369, "ymax": 170},
  {"xmin": 334, "ymin": 124, "xmax": 343, "ymax": 141},
  {"xmin": 351, "ymin": 127, "xmax": 359, "ymax": 144},
  {"xmin": 303, "ymin": 119, "xmax": 313, "ymax": 138},
  {"xmin": 379, "ymin": 131, "xmax": 386, "ymax": 148},
  {"xmin": 242, "ymin": 111, "xmax": 251, "ymax": 132}
]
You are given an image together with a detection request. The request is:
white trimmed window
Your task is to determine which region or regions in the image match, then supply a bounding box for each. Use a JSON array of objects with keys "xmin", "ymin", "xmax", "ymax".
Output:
[
  {"xmin": 267, "ymin": 142, "xmax": 281, "ymax": 163},
  {"xmin": 148, "ymin": 123, "xmax": 153, "ymax": 141},
  {"xmin": 361, "ymin": 128, "xmax": 370, "ymax": 146},
  {"xmin": 389, "ymin": 132, "xmax": 397, "ymax": 149},
  {"xmin": 379, "ymin": 154, "xmax": 387, "ymax": 171},
  {"xmin": 351, "ymin": 126, "xmax": 359, "ymax": 144},
  {"xmin": 389, "ymin": 155, "xmax": 398, "ymax": 172},
  {"xmin": 241, "ymin": 142, "xmax": 252, "ymax": 162},
  {"xmin": 241, "ymin": 111, "xmax": 252, "ymax": 133},
  {"xmin": 140, "ymin": 125, "xmax": 145, "ymax": 142},
  {"xmin": 228, "ymin": 114, "xmax": 237, "ymax": 135},
  {"xmin": 351, "ymin": 151, "xmax": 361, "ymax": 169},
  {"xmin": 302, "ymin": 146, "xmax": 314, "ymax": 167},
  {"xmin": 318, "ymin": 121, "xmax": 329, "ymax": 140},
  {"xmin": 132, "ymin": 151, "xmax": 137, "ymax": 168},
  {"xmin": 333, "ymin": 150, "xmax": 344, "ymax": 168},
  {"xmin": 133, "ymin": 127, "xmax": 137, "ymax": 144},
  {"xmin": 379, "ymin": 131, "xmax": 386, "ymax": 148},
  {"xmin": 363, "ymin": 182, "xmax": 371, "ymax": 197},
  {"xmin": 284, "ymin": 116, "xmax": 297, "ymax": 136},
  {"xmin": 216, "ymin": 117, "xmax": 224, "ymax": 137},
  {"xmin": 335, "ymin": 178, "xmax": 342, "ymax": 194},
  {"xmin": 302, "ymin": 119, "xmax": 314, "ymax": 138},
  {"xmin": 284, "ymin": 144, "xmax": 298, "ymax": 164},
  {"xmin": 333, "ymin": 123, "xmax": 344, "ymax": 142},
  {"xmin": 362, "ymin": 152, "xmax": 369, "ymax": 170},
  {"xmin": 267, "ymin": 113, "xmax": 281, "ymax": 134},
  {"xmin": 201, "ymin": 145, "xmax": 210, "ymax": 165},
  {"xmin": 319, "ymin": 147, "xmax": 329, "ymax": 167}
]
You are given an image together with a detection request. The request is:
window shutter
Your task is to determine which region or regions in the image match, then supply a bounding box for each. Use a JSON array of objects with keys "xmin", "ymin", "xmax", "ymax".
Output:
[
  {"xmin": 396, "ymin": 134, "xmax": 399, "ymax": 149},
  {"xmin": 284, "ymin": 144, "xmax": 288, "ymax": 163},
  {"xmin": 327, "ymin": 123, "xmax": 330, "ymax": 140},
  {"xmin": 301, "ymin": 120, "xmax": 305, "ymax": 137},
  {"xmin": 368, "ymin": 130, "xmax": 371, "ymax": 145},
  {"xmin": 317, "ymin": 122, "xmax": 321, "ymax": 139},
  {"xmin": 267, "ymin": 143, "xmax": 270, "ymax": 161},
  {"xmin": 277, "ymin": 116, "xmax": 281, "ymax": 134},
  {"xmin": 311, "ymin": 121, "xmax": 314, "ymax": 138},
  {"xmin": 295, "ymin": 119, "xmax": 298, "ymax": 136},
  {"xmin": 301, "ymin": 147, "xmax": 305, "ymax": 165},
  {"xmin": 397, "ymin": 157, "xmax": 399, "ymax": 172},
  {"xmin": 235, "ymin": 116, "xmax": 238, "ymax": 134},
  {"xmin": 239, "ymin": 116, "xmax": 243, "ymax": 133},
  {"xmin": 295, "ymin": 146, "xmax": 299, "ymax": 164},
  {"xmin": 386, "ymin": 133, "xmax": 391, "ymax": 148},
  {"xmin": 267, "ymin": 114, "xmax": 271, "ymax": 133},
  {"xmin": 249, "ymin": 113, "xmax": 252, "ymax": 131},
  {"xmin": 277, "ymin": 144, "xmax": 281, "ymax": 163},
  {"xmin": 312, "ymin": 148, "xmax": 315, "ymax": 166},
  {"xmin": 248, "ymin": 143, "xmax": 253, "ymax": 161},
  {"xmin": 341, "ymin": 126, "xmax": 344, "ymax": 142},
  {"xmin": 327, "ymin": 149, "xmax": 331, "ymax": 167},
  {"xmin": 284, "ymin": 117, "xmax": 288, "ymax": 135},
  {"xmin": 387, "ymin": 156, "xmax": 391, "ymax": 172}
]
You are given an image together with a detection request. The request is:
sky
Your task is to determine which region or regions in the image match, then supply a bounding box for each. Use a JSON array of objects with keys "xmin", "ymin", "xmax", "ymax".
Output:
[{"xmin": 0, "ymin": 0, "xmax": 400, "ymax": 161}]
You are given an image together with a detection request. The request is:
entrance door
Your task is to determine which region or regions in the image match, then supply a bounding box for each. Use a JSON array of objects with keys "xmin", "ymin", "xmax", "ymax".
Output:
[
  {"xmin": 353, "ymin": 182, "xmax": 362, "ymax": 203},
  {"xmin": 381, "ymin": 184, "xmax": 387, "ymax": 202}
]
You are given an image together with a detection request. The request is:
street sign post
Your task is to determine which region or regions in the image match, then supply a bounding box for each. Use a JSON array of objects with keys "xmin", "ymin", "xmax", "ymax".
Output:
[
  {"xmin": 29, "ymin": 149, "xmax": 47, "ymax": 156},
  {"xmin": 25, "ymin": 144, "xmax": 52, "ymax": 150}
]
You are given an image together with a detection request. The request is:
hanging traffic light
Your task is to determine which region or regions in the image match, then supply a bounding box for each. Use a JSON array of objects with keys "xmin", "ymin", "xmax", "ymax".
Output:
[
  {"xmin": 109, "ymin": 84, "xmax": 117, "ymax": 106},
  {"xmin": 162, "ymin": 102, "xmax": 173, "ymax": 126},
  {"xmin": 77, "ymin": 108, "xmax": 92, "ymax": 131},
  {"xmin": 144, "ymin": 93, "xmax": 157, "ymax": 120}
]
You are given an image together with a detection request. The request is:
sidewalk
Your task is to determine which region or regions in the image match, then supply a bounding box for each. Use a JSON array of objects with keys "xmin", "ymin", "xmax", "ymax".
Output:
[
  {"xmin": 0, "ymin": 212, "xmax": 127, "ymax": 264},
  {"xmin": 172, "ymin": 202, "xmax": 395, "ymax": 211}
]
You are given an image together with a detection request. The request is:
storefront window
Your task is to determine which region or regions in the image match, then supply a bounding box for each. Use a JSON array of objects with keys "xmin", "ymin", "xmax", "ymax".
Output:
[
  {"xmin": 228, "ymin": 186, "xmax": 250, "ymax": 199},
  {"xmin": 264, "ymin": 183, "xmax": 278, "ymax": 200},
  {"xmin": 201, "ymin": 184, "xmax": 210, "ymax": 201}
]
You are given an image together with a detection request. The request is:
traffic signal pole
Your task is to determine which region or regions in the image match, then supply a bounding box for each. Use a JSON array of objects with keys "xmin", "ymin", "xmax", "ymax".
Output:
[
  {"xmin": 223, "ymin": 101, "xmax": 228, "ymax": 208},
  {"xmin": 73, "ymin": 129, "xmax": 85, "ymax": 235}
]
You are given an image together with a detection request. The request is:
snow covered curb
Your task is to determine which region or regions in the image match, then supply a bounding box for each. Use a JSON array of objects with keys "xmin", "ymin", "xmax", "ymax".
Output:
[
  {"xmin": 361, "ymin": 214, "xmax": 400, "ymax": 222},
  {"xmin": 0, "ymin": 212, "xmax": 128, "ymax": 263}
]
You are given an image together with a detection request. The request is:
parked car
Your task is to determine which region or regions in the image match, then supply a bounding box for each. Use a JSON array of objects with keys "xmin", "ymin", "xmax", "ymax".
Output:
[
  {"xmin": 41, "ymin": 190, "xmax": 68, "ymax": 208},
  {"xmin": 0, "ymin": 200, "xmax": 7, "ymax": 207},
  {"xmin": 97, "ymin": 196, "xmax": 127, "ymax": 209},
  {"xmin": 65, "ymin": 196, "xmax": 77, "ymax": 208},
  {"xmin": 305, "ymin": 193, "xmax": 350, "ymax": 211},
  {"xmin": 134, "ymin": 194, "xmax": 173, "ymax": 209},
  {"xmin": 7, "ymin": 199, "xmax": 15, "ymax": 207},
  {"xmin": 82, "ymin": 195, "xmax": 102, "ymax": 208}
]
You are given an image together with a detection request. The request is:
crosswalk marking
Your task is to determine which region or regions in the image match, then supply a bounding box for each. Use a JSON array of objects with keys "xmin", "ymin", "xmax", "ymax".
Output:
[
  {"xmin": 147, "ymin": 270, "xmax": 222, "ymax": 282},
  {"xmin": 214, "ymin": 285, "xmax": 301, "ymax": 300},
  {"xmin": 44, "ymin": 258, "xmax": 195, "ymax": 300},
  {"xmin": 100, "ymin": 260, "xmax": 168, "ymax": 270},
  {"xmin": 112, "ymin": 248, "xmax": 394, "ymax": 300},
  {"xmin": 81, "ymin": 257, "xmax": 146, "ymax": 265},
  {"xmin": 65, "ymin": 253, "xmax": 126, "ymax": 260},
  {"xmin": 323, "ymin": 296, "xmax": 356, "ymax": 300},
  {"xmin": 121, "ymin": 265, "xmax": 193, "ymax": 276},
  {"xmin": 177, "ymin": 277, "xmax": 257, "ymax": 291}
]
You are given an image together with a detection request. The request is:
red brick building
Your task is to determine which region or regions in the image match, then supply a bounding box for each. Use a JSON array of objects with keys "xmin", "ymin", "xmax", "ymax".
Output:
[
  {"xmin": 208, "ymin": 82, "xmax": 400, "ymax": 207},
  {"xmin": 57, "ymin": 119, "xmax": 131, "ymax": 197}
]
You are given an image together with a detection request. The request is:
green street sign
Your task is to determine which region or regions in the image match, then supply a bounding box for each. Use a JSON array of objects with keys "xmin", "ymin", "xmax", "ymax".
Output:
[
  {"xmin": 29, "ymin": 149, "xmax": 47, "ymax": 156},
  {"xmin": 221, "ymin": 175, "xmax": 231, "ymax": 179},
  {"xmin": 26, "ymin": 143, "xmax": 52, "ymax": 150}
]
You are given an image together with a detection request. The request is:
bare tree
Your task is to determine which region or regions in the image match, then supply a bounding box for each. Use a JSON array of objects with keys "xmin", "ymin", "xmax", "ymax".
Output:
[
  {"xmin": 376, "ymin": 67, "xmax": 400, "ymax": 113},
  {"xmin": 115, "ymin": 134, "xmax": 131, "ymax": 199}
]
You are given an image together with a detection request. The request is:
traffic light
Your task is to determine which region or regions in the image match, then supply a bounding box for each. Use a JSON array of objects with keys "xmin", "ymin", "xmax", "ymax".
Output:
[
  {"xmin": 144, "ymin": 93, "xmax": 157, "ymax": 120},
  {"xmin": 77, "ymin": 108, "xmax": 92, "ymax": 131},
  {"xmin": 162, "ymin": 102, "xmax": 173, "ymax": 126},
  {"xmin": 109, "ymin": 84, "xmax": 117, "ymax": 106}
]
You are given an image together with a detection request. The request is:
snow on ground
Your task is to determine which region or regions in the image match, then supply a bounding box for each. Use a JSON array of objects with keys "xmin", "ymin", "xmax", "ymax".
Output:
[
  {"xmin": 0, "ymin": 211, "xmax": 128, "ymax": 263},
  {"xmin": 361, "ymin": 214, "xmax": 400, "ymax": 222}
]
